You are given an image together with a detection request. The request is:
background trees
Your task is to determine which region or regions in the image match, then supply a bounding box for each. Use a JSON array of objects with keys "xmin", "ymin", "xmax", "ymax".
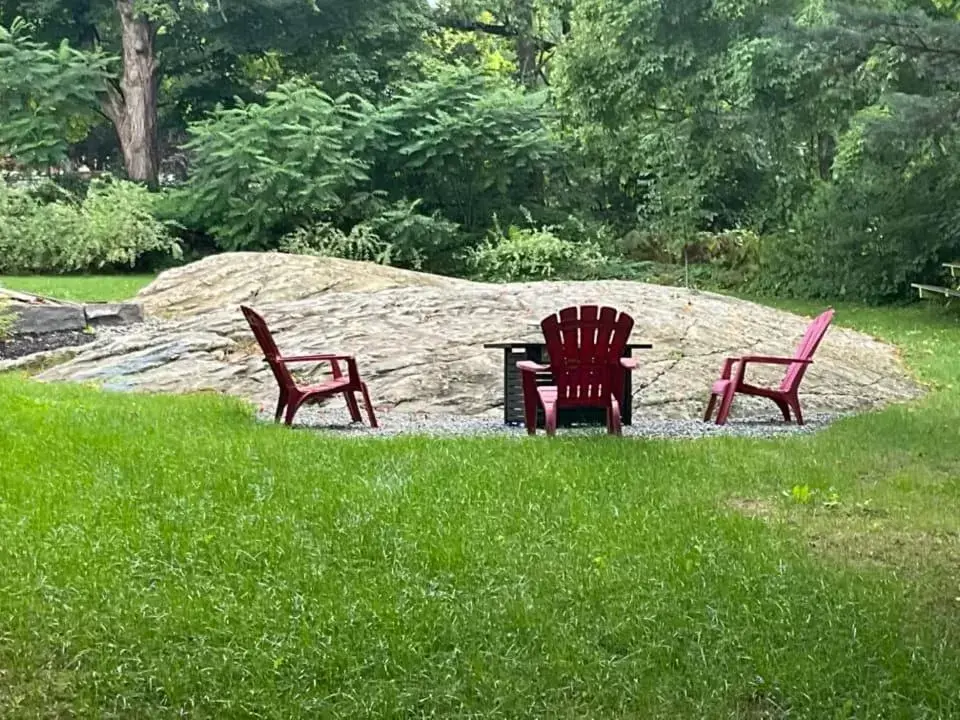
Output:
[{"xmin": 2, "ymin": 0, "xmax": 960, "ymax": 301}]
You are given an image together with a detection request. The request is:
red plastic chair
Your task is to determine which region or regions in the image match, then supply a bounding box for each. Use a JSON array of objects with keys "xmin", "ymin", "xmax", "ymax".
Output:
[
  {"xmin": 517, "ymin": 305, "xmax": 637, "ymax": 436},
  {"xmin": 704, "ymin": 308, "xmax": 834, "ymax": 426},
  {"xmin": 240, "ymin": 305, "xmax": 378, "ymax": 428}
]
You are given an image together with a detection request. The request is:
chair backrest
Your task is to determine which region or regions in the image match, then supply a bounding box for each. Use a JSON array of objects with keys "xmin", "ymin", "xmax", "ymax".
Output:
[
  {"xmin": 780, "ymin": 308, "xmax": 834, "ymax": 392},
  {"xmin": 541, "ymin": 305, "xmax": 634, "ymax": 408},
  {"xmin": 240, "ymin": 305, "xmax": 294, "ymax": 388}
]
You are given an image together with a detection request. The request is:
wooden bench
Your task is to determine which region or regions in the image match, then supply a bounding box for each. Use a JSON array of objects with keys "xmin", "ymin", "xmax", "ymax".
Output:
[
  {"xmin": 912, "ymin": 262, "xmax": 960, "ymax": 302},
  {"xmin": 484, "ymin": 341, "xmax": 652, "ymax": 427},
  {"xmin": 911, "ymin": 283, "xmax": 960, "ymax": 300}
]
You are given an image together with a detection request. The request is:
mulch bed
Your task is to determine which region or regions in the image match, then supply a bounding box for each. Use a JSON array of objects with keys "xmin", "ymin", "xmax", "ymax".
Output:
[{"xmin": 0, "ymin": 330, "xmax": 98, "ymax": 361}]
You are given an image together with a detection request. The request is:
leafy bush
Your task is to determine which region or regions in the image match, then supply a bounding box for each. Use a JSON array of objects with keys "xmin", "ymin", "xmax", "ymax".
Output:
[
  {"xmin": 0, "ymin": 19, "xmax": 114, "ymax": 168},
  {"xmin": 278, "ymin": 200, "xmax": 462, "ymax": 272},
  {"xmin": 755, "ymin": 162, "xmax": 960, "ymax": 302},
  {"xmin": 172, "ymin": 81, "xmax": 379, "ymax": 251},
  {"xmin": 374, "ymin": 66, "xmax": 561, "ymax": 234},
  {"xmin": 0, "ymin": 178, "xmax": 181, "ymax": 273},
  {"xmin": 354, "ymin": 199, "xmax": 462, "ymax": 271},
  {"xmin": 278, "ymin": 223, "xmax": 390, "ymax": 264},
  {"xmin": 469, "ymin": 221, "xmax": 606, "ymax": 282}
]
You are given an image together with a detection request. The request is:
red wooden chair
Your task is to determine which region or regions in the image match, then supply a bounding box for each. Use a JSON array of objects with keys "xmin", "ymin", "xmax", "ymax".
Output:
[
  {"xmin": 703, "ymin": 308, "xmax": 834, "ymax": 426},
  {"xmin": 518, "ymin": 305, "xmax": 637, "ymax": 436},
  {"xmin": 240, "ymin": 305, "xmax": 378, "ymax": 428}
]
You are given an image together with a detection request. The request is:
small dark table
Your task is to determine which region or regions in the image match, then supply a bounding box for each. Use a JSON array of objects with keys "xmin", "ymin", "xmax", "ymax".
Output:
[{"xmin": 484, "ymin": 342, "xmax": 653, "ymax": 427}]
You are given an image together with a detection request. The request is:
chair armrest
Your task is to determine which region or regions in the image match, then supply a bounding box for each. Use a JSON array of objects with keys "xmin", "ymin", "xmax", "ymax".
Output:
[
  {"xmin": 719, "ymin": 357, "xmax": 739, "ymax": 379},
  {"xmin": 740, "ymin": 355, "xmax": 812, "ymax": 366},
  {"xmin": 517, "ymin": 360, "xmax": 549, "ymax": 373},
  {"xmin": 620, "ymin": 357, "xmax": 639, "ymax": 370},
  {"xmin": 279, "ymin": 354, "xmax": 353, "ymax": 363}
]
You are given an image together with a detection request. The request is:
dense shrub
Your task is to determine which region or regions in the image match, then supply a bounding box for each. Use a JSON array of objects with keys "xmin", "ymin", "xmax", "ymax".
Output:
[
  {"xmin": 278, "ymin": 223, "xmax": 389, "ymax": 263},
  {"xmin": 170, "ymin": 69, "xmax": 560, "ymax": 272},
  {"xmin": 752, "ymin": 117, "xmax": 960, "ymax": 303},
  {"xmin": 171, "ymin": 82, "xmax": 378, "ymax": 251},
  {"xmin": 355, "ymin": 200, "xmax": 462, "ymax": 271},
  {"xmin": 374, "ymin": 66, "xmax": 561, "ymax": 235},
  {"xmin": 277, "ymin": 199, "xmax": 461, "ymax": 272},
  {"xmin": 0, "ymin": 178, "xmax": 180, "ymax": 273},
  {"xmin": 469, "ymin": 221, "xmax": 606, "ymax": 281}
]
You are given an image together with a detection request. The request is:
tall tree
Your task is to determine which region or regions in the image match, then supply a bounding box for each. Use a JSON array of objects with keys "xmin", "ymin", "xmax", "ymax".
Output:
[{"xmin": 0, "ymin": 0, "xmax": 433, "ymax": 185}]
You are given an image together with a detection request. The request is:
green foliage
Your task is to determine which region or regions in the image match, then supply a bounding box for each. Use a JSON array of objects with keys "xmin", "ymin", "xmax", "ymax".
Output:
[
  {"xmin": 754, "ymin": 97, "xmax": 960, "ymax": 302},
  {"xmin": 278, "ymin": 222, "xmax": 391, "ymax": 264},
  {"xmin": 278, "ymin": 199, "xmax": 462, "ymax": 271},
  {"xmin": 550, "ymin": 0, "xmax": 960, "ymax": 300},
  {"xmin": 375, "ymin": 65, "xmax": 560, "ymax": 234},
  {"xmin": 356, "ymin": 199, "xmax": 463, "ymax": 271},
  {"xmin": 174, "ymin": 68, "xmax": 556, "ymax": 274},
  {"xmin": 0, "ymin": 19, "xmax": 114, "ymax": 168},
  {"xmin": 469, "ymin": 217, "xmax": 606, "ymax": 281},
  {"xmin": 0, "ymin": 179, "xmax": 181, "ymax": 273},
  {"xmin": 173, "ymin": 81, "xmax": 377, "ymax": 250}
]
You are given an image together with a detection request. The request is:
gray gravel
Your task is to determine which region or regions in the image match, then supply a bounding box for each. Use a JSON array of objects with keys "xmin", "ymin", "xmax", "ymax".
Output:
[{"xmin": 258, "ymin": 403, "xmax": 843, "ymax": 439}]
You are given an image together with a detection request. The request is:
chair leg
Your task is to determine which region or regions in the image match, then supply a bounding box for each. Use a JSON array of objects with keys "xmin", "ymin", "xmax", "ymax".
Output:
[
  {"xmin": 521, "ymin": 374, "xmax": 539, "ymax": 436},
  {"xmin": 703, "ymin": 394, "xmax": 717, "ymax": 422},
  {"xmin": 284, "ymin": 394, "xmax": 305, "ymax": 426},
  {"xmin": 715, "ymin": 386, "xmax": 736, "ymax": 425},
  {"xmin": 773, "ymin": 397, "xmax": 791, "ymax": 423},
  {"xmin": 274, "ymin": 392, "xmax": 287, "ymax": 423},
  {"xmin": 787, "ymin": 394, "xmax": 804, "ymax": 425},
  {"xmin": 344, "ymin": 391, "xmax": 362, "ymax": 423},
  {"xmin": 544, "ymin": 403, "xmax": 558, "ymax": 437},
  {"xmin": 359, "ymin": 382, "xmax": 378, "ymax": 428},
  {"xmin": 607, "ymin": 396, "xmax": 622, "ymax": 436}
]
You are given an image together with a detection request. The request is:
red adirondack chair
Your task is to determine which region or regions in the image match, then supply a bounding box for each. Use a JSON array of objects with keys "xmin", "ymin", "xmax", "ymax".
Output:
[
  {"xmin": 703, "ymin": 308, "xmax": 834, "ymax": 426},
  {"xmin": 240, "ymin": 305, "xmax": 378, "ymax": 428},
  {"xmin": 517, "ymin": 305, "xmax": 637, "ymax": 436}
]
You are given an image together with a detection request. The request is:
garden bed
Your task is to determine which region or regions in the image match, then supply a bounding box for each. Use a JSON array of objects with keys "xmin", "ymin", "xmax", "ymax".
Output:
[
  {"xmin": 0, "ymin": 329, "xmax": 97, "ymax": 361},
  {"xmin": 0, "ymin": 287, "xmax": 144, "ymax": 362}
]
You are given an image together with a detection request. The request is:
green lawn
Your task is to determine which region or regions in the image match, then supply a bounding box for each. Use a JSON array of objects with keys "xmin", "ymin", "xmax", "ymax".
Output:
[
  {"xmin": 1, "ymin": 302, "xmax": 959, "ymax": 717},
  {"xmin": 0, "ymin": 274, "xmax": 154, "ymax": 302}
]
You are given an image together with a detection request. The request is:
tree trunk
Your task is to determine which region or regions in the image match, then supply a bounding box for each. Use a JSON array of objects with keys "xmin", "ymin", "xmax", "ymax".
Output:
[
  {"xmin": 816, "ymin": 132, "xmax": 835, "ymax": 182},
  {"xmin": 513, "ymin": 0, "xmax": 539, "ymax": 88},
  {"xmin": 102, "ymin": 0, "xmax": 159, "ymax": 188}
]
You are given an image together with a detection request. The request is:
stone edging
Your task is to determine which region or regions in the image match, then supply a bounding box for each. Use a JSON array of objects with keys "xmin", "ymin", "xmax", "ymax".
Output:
[{"xmin": 10, "ymin": 302, "xmax": 143, "ymax": 335}]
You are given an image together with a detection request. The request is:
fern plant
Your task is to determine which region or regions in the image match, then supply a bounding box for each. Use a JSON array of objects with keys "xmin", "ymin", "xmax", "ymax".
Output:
[{"xmin": 278, "ymin": 222, "xmax": 391, "ymax": 264}]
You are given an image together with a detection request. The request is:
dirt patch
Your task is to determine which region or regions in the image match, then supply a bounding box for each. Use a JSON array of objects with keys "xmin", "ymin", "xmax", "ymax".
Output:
[
  {"xmin": 0, "ymin": 330, "xmax": 96, "ymax": 361},
  {"xmin": 727, "ymin": 496, "xmax": 778, "ymax": 520},
  {"xmin": 807, "ymin": 526, "xmax": 960, "ymax": 573}
]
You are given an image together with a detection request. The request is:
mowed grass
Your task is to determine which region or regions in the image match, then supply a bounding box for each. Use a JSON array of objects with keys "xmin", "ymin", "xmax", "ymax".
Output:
[
  {"xmin": 0, "ymin": 274, "xmax": 154, "ymax": 302},
  {"xmin": 1, "ymin": 302, "xmax": 960, "ymax": 717}
]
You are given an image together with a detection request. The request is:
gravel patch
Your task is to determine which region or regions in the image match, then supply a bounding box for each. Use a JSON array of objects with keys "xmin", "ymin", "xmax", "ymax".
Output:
[{"xmin": 259, "ymin": 403, "xmax": 843, "ymax": 439}]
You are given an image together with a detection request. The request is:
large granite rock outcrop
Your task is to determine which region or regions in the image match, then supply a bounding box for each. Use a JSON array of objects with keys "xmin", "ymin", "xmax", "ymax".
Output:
[
  {"xmin": 137, "ymin": 252, "xmax": 471, "ymax": 317},
  {"xmin": 29, "ymin": 253, "xmax": 922, "ymax": 420}
]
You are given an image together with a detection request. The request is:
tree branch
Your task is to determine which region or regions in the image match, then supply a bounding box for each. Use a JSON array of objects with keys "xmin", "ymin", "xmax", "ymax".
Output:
[
  {"xmin": 100, "ymin": 80, "xmax": 125, "ymax": 125},
  {"xmin": 438, "ymin": 18, "xmax": 556, "ymax": 51},
  {"xmin": 875, "ymin": 37, "xmax": 960, "ymax": 58}
]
